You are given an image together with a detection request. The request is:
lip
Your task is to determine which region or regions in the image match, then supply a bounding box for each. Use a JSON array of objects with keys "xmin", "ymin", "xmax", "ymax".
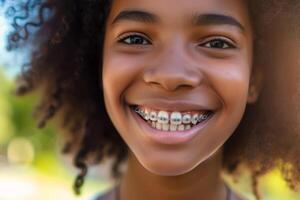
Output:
[{"xmin": 129, "ymin": 105, "xmax": 214, "ymax": 145}]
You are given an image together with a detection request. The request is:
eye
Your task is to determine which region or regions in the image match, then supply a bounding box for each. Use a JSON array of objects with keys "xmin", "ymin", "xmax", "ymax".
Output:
[
  {"xmin": 200, "ymin": 38, "xmax": 235, "ymax": 49},
  {"xmin": 118, "ymin": 34, "xmax": 151, "ymax": 45}
]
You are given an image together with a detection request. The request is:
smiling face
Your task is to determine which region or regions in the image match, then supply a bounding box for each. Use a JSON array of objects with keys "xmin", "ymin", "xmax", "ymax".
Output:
[{"xmin": 102, "ymin": 0, "xmax": 253, "ymax": 176}]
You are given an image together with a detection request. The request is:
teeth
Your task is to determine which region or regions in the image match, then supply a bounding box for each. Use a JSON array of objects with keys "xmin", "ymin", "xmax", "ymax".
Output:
[
  {"xmin": 191, "ymin": 114, "xmax": 198, "ymax": 125},
  {"xmin": 170, "ymin": 124, "xmax": 177, "ymax": 131},
  {"xmin": 156, "ymin": 122, "xmax": 162, "ymax": 130},
  {"xmin": 134, "ymin": 107, "xmax": 140, "ymax": 113},
  {"xmin": 178, "ymin": 125, "xmax": 185, "ymax": 131},
  {"xmin": 134, "ymin": 106, "xmax": 212, "ymax": 131},
  {"xmin": 151, "ymin": 121, "xmax": 156, "ymax": 128},
  {"xmin": 144, "ymin": 109, "xmax": 150, "ymax": 120},
  {"xmin": 162, "ymin": 124, "xmax": 169, "ymax": 131},
  {"xmin": 157, "ymin": 111, "xmax": 169, "ymax": 124},
  {"xmin": 182, "ymin": 114, "xmax": 191, "ymax": 124},
  {"xmin": 140, "ymin": 111, "xmax": 145, "ymax": 118},
  {"xmin": 198, "ymin": 113, "xmax": 208, "ymax": 122},
  {"xmin": 150, "ymin": 111, "xmax": 157, "ymax": 122},
  {"xmin": 170, "ymin": 112, "xmax": 182, "ymax": 125},
  {"xmin": 185, "ymin": 125, "xmax": 191, "ymax": 130}
]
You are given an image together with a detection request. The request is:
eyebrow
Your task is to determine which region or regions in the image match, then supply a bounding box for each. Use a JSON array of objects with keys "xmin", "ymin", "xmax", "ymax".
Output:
[
  {"xmin": 192, "ymin": 13, "xmax": 245, "ymax": 32},
  {"xmin": 112, "ymin": 10, "xmax": 159, "ymax": 24},
  {"xmin": 111, "ymin": 10, "xmax": 245, "ymax": 32}
]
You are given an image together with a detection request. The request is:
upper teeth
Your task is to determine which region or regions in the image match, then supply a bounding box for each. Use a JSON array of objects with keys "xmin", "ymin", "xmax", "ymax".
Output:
[
  {"xmin": 149, "ymin": 111, "xmax": 157, "ymax": 121},
  {"xmin": 191, "ymin": 114, "xmax": 199, "ymax": 125},
  {"xmin": 144, "ymin": 109, "xmax": 150, "ymax": 120},
  {"xmin": 182, "ymin": 114, "xmax": 191, "ymax": 124},
  {"xmin": 134, "ymin": 106, "xmax": 211, "ymax": 128},
  {"xmin": 157, "ymin": 111, "xmax": 169, "ymax": 124},
  {"xmin": 170, "ymin": 112, "xmax": 182, "ymax": 125}
]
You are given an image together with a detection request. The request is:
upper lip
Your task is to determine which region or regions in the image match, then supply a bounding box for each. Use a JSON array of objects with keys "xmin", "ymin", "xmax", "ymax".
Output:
[{"xmin": 129, "ymin": 99, "xmax": 215, "ymax": 112}]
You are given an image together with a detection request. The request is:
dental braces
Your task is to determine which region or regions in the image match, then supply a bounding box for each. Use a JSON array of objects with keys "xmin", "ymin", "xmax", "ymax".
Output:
[{"xmin": 134, "ymin": 107, "xmax": 209, "ymax": 123}]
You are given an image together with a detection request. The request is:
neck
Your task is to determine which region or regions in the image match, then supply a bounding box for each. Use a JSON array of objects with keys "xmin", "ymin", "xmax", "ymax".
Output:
[{"xmin": 119, "ymin": 148, "xmax": 227, "ymax": 200}]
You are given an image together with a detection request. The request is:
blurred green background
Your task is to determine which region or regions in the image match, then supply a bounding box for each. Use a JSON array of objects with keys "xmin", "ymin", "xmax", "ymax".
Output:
[
  {"xmin": 1, "ymin": 67, "xmax": 300, "ymax": 200},
  {"xmin": 0, "ymin": 68, "xmax": 111, "ymax": 200}
]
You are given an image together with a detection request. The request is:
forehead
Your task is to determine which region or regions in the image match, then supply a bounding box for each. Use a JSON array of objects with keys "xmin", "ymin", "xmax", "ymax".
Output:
[{"xmin": 108, "ymin": 0, "xmax": 251, "ymax": 30}]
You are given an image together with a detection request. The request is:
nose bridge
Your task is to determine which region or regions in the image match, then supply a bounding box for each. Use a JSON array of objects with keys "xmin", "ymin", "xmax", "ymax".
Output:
[{"xmin": 143, "ymin": 41, "xmax": 202, "ymax": 91}]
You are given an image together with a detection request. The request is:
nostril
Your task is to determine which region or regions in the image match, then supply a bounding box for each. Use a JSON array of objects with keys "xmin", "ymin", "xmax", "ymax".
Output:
[
  {"xmin": 143, "ymin": 70, "xmax": 203, "ymax": 91},
  {"xmin": 162, "ymin": 78, "xmax": 195, "ymax": 91}
]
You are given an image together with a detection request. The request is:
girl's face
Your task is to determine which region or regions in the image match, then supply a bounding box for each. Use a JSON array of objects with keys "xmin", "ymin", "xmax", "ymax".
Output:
[{"xmin": 103, "ymin": 0, "xmax": 253, "ymax": 175}]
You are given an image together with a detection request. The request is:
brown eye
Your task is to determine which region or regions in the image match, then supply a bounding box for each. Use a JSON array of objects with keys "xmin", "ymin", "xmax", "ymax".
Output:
[
  {"xmin": 118, "ymin": 34, "xmax": 151, "ymax": 45},
  {"xmin": 201, "ymin": 39, "xmax": 235, "ymax": 49}
]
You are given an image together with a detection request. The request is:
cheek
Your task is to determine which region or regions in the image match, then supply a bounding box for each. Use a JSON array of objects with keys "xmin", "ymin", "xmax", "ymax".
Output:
[
  {"xmin": 209, "ymin": 58, "xmax": 251, "ymax": 107},
  {"xmin": 206, "ymin": 57, "xmax": 251, "ymax": 135},
  {"xmin": 103, "ymin": 51, "xmax": 142, "ymax": 102},
  {"xmin": 102, "ymin": 48, "xmax": 149, "ymax": 135},
  {"xmin": 102, "ymin": 50, "xmax": 140, "ymax": 141}
]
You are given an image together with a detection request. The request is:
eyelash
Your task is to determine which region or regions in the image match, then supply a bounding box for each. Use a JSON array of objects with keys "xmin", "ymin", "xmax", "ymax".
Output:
[
  {"xmin": 117, "ymin": 34, "xmax": 236, "ymax": 49},
  {"xmin": 200, "ymin": 37, "xmax": 236, "ymax": 49},
  {"xmin": 117, "ymin": 33, "xmax": 152, "ymax": 45}
]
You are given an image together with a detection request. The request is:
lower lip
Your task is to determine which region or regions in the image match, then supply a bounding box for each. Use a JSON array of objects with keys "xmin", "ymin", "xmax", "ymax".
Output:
[{"xmin": 129, "ymin": 107, "xmax": 214, "ymax": 145}]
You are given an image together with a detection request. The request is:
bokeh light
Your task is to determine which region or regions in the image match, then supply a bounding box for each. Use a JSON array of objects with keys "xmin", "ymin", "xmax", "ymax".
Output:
[{"xmin": 7, "ymin": 137, "xmax": 35, "ymax": 164}]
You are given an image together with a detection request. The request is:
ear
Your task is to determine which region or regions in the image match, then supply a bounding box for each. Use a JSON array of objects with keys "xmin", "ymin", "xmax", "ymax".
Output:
[{"xmin": 247, "ymin": 67, "xmax": 263, "ymax": 104}]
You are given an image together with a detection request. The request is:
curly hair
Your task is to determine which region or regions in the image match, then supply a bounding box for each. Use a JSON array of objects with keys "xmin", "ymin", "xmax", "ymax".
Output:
[
  {"xmin": 224, "ymin": 0, "xmax": 300, "ymax": 199},
  {"xmin": 4, "ymin": 0, "xmax": 300, "ymax": 199}
]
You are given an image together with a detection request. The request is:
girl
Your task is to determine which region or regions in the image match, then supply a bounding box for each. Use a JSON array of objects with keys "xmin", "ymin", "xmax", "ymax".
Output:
[
  {"xmin": 98, "ymin": 1, "xmax": 255, "ymax": 200},
  {"xmin": 4, "ymin": 0, "xmax": 299, "ymax": 200}
]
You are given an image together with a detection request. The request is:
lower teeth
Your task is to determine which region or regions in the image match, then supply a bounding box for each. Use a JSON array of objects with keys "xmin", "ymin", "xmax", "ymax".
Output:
[{"xmin": 146, "ymin": 121, "xmax": 204, "ymax": 131}]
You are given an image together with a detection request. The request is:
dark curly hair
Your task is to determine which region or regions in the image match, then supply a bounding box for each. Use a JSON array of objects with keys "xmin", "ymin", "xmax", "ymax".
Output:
[{"xmin": 4, "ymin": 0, "xmax": 300, "ymax": 199}]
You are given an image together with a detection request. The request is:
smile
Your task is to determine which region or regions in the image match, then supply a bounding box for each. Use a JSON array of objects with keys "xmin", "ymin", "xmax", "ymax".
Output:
[
  {"xmin": 131, "ymin": 105, "xmax": 214, "ymax": 132},
  {"xmin": 129, "ymin": 104, "xmax": 215, "ymax": 145}
]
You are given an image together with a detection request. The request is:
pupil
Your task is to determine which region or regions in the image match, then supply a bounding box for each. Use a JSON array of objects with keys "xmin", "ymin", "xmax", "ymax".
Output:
[
  {"xmin": 131, "ymin": 36, "xmax": 143, "ymax": 44},
  {"xmin": 211, "ymin": 40, "xmax": 223, "ymax": 48}
]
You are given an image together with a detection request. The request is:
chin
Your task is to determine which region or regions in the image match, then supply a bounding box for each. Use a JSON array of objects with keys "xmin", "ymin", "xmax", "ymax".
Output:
[
  {"xmin": 135, "ymin": 152, "xmax": 207, "ymax": 176},
  {"xmin": 132, "ymin": 143, "xmax": 223, "ymax": 177},
  {"xmin": 144, "ymin": 162, "xmax": 195, "ymax": 176}
]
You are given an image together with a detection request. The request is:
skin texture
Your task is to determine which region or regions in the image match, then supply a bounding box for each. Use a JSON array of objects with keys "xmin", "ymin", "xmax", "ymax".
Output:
[{"xmin": 102, "ymin": 0, "xmax": 256, "ymax": 199}]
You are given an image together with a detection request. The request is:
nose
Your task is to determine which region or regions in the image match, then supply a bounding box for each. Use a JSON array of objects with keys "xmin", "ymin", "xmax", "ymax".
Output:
[{"xmin": 143, "ymin": 46, "xmax": 203, "ymax": 91}]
